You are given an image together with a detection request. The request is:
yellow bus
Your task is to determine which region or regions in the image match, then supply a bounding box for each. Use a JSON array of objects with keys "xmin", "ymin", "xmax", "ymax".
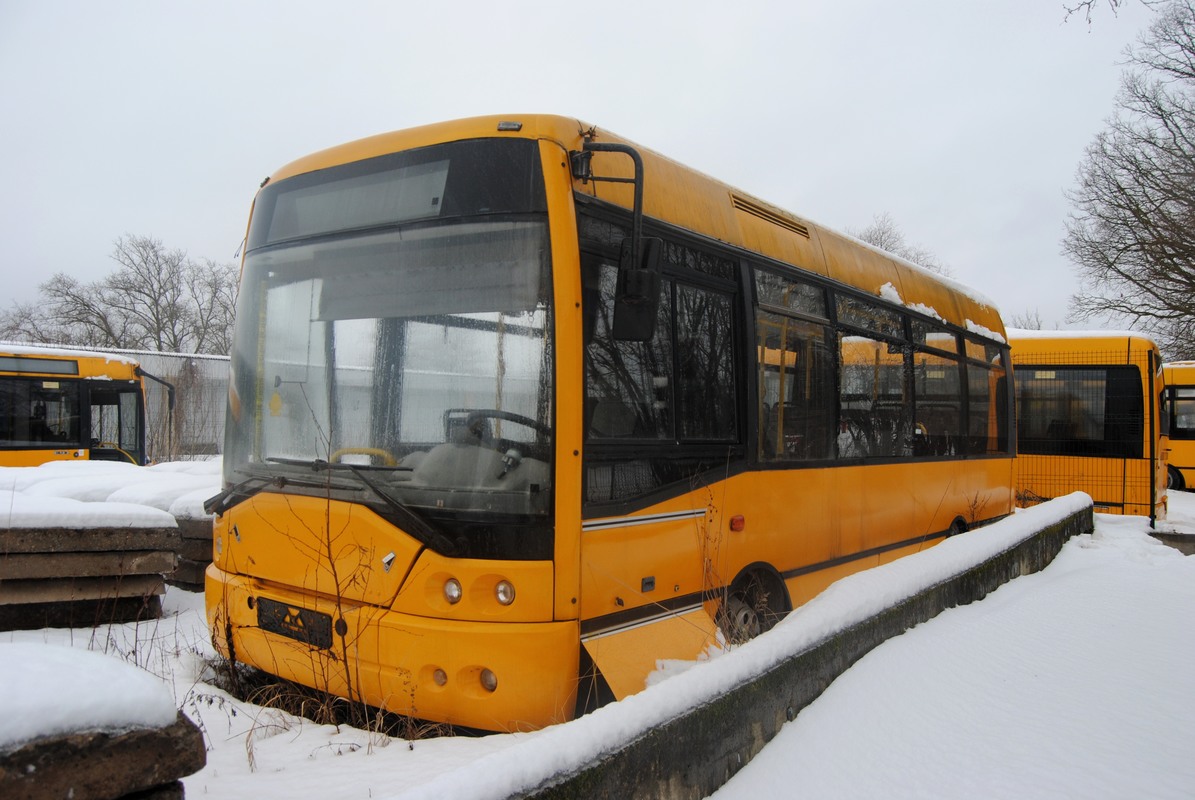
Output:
[
  {"xmin": 1162, "ymin": 361, "xmax": 1195, "ymax": 490},
  {"xmin": 0, "ymin": 343, "xmax": 150, "ymax": 466},
  {"xmin": 205, "ymin": 114, "xmax": 1016, "ymax": 732},
  {"xmin": 1009, "ymin": 330, "xmax": 1167, "ymax": 524}
]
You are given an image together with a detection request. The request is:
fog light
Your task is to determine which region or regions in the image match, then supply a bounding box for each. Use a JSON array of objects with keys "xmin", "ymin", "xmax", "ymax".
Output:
[
  {"xmin": 495, "ymin": 580, "xmax": 515, "ymax": 606},
  {"xmin": 480, "ymin": 668, "xmax": 498, "ymax": 693},
  {"xmin": 433, "ymin": 669, "xmax": 447, "ymax": 687},
  {"xmin": 443, "ymin": 578, "xmax": 462, "ymax": 605}
]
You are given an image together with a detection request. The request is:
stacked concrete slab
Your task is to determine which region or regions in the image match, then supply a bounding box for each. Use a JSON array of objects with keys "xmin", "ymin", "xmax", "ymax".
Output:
[
  {"xmin": 0, "ymin": 526, "xmax": 180, "ymax": 631},
  {"xmin": 169, "ymin": 518, "xmax": 212, "ymax": 592},
  {"xmin": 0, "ymin": 712, "xmax": 205, "ymax": 799}
]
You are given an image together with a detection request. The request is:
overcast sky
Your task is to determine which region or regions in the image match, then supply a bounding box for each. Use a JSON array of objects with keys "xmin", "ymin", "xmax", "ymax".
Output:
[{"xmin": 0, "ymin": 0, "xmax": 1160, "ymax": 331}]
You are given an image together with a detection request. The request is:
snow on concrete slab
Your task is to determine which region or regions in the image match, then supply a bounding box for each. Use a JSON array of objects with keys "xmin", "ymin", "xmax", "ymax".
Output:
[
  {"xmin": 0, "ymin": 643, "xmax": 176, "ymax": 752},
  {"xmin": 0, "ymin": 460, "xmax": 220, "ymax": 528}
]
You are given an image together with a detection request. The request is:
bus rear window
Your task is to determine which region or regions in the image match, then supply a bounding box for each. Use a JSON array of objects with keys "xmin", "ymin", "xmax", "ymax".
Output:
[{"xmin": 1017, "ymin": 365, "xmax": 1143, "ymax": 458}]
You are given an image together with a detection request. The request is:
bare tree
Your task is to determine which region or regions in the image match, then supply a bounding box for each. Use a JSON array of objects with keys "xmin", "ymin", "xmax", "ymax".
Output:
[
  {"xmin": 1064, "ymin": 0, "xmax": 1195, "ymax": 358},
  {"xmin": 0, "ymin": 234, "xmax": 238, "ymax": 355},
  {"xmin": 848, "ymin": 212, "xmax": 953, "ymax": 277},
  {"xmin": 1064, "ymin": 0, "xmax": 1162, "ymax": 24},
  {"xmin": 1007, "ymin": 309, "xmax": 1046, "ymax": 330}
]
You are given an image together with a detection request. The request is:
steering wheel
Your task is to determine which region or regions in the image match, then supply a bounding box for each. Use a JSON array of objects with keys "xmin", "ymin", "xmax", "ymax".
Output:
[{"xmin": 464, "ymin": 409, "xmax": 552, "ymax": 441}]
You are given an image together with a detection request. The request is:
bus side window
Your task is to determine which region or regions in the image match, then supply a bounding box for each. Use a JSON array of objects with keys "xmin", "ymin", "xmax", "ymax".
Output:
[
  {"xmin": 30, "ymin": 404, "xmax": 53, "ymax": 441},
  {"xmin": 584, "ymin": 257, "xmax": 673, "ymax": 441},
  {"xmin": 756, "ymin": 311, "xmax": 834, "ymax": 461},
  {"xmin": 838, "ymin": 333, "xmax": 911, "ymax": 459},
  {"xmin": 676, "ymin": 283, "xmax": 736, "ymax": 441}
]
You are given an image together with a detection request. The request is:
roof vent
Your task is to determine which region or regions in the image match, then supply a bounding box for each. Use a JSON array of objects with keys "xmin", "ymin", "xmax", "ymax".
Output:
[{"xmin": 732, "ymin": 194, "xmax": 810, "ymax": 238}]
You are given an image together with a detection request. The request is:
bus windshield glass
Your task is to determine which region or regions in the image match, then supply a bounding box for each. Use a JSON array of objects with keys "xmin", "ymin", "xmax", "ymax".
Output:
[{"xmin": 226, "ymin": 139, "xmax": 554, "ymax": 552}]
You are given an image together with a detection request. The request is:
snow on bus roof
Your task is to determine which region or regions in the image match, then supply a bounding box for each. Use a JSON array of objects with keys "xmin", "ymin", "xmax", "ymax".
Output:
[
  {"xmin": 836, "ymin": 230, "xmax": 1000, "ymax": 312},
  {"xmin": 875, "ymin": 283, "xmax": 1007, "ymax": 345},
  {"xmin": 1006, "ymin": 328, "xmax": 1160, "ymax": 347},
  {"xmin": 0, "ymin": 340, "xmax": 140, "ymax": 366}
]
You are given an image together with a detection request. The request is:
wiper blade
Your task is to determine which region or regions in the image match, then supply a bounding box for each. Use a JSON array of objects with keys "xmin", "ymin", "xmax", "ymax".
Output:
[
  {"xmin": 204, "ymin": 472, "xmax": 281, "ymax": 516},
  {"xmin": 265, "ymin": 457, "xmax": 457, "ymax": 555},
  {"xmin": 337, "ymin": 463, "xmax": 460, "ymax": 556}
]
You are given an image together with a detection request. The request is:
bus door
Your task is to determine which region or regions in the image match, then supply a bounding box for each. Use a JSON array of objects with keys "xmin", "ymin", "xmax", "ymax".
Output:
[{"xmin": 87, "ymin": 383, "xmax": 146, "ymax": 464}]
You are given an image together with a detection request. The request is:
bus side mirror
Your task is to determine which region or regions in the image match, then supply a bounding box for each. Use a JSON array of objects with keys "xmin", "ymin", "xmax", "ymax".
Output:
[{"xmin": 613, "ymin": 237, "xmax": 662, "ymax": 342}]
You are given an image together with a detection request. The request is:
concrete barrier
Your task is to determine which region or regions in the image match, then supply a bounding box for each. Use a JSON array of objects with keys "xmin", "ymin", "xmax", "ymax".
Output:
[
  {"xmin": 1150, "ymin": 530, "xmax": 1195, "ymax": 555},
  {"xmin": 0, "ymin": 711, "xmax": 205, "ymax": 800},
  {"xmin": 518, "ymin": 500, "xmax": 1094, "ymax": 800},
  {"xmin": 168, "ymin": 518, "xmax": 213, "ymax": 592},
  {"xmin": 0, "ymin": 526, "xmax": 179, "ymax": 631}
]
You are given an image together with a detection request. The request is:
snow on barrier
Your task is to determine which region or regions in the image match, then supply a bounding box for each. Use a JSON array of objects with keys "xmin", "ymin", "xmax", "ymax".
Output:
[
  {"xmin": 0, "ymin": 643, "xmax": 206, "ymax": 799},
  {"xmin": 396, "ymin": 494, "xmax": 1095, "ymax": 800}
]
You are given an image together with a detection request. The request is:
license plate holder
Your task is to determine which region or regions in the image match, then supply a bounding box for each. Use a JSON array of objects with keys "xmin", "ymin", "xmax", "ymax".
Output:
[{"xmin": 257, "ymin": 597, "xmax": 333, "ymax": 649}]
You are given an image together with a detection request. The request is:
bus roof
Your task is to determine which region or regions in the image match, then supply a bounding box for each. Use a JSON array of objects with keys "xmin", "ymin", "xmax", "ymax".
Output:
[
  {"xmin": 0, "ymin": 341, "xmax": 140, "ymax": 365},
  {"xmin": 1163, "ymin": 361, "xmax": 1195, "ymax": 380},
  {"xmin": 1007, "ymin": 329, "xmax": 1162, "ymax": 362},
  {"xmin": 263, "ymin": 114, "xmax": 1005, "ymax": 341},
  {"xmin": 1007, "ymin": 328, "xmax": 1160, "ymax": 346}
]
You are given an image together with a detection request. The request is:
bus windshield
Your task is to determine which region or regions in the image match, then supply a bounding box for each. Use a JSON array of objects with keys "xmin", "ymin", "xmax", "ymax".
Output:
[{"xmin": 225, "ymin": 141, "xmax": 554, "ymax": 555}]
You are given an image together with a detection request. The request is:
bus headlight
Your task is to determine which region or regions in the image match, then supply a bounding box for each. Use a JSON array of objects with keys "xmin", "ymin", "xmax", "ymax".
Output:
[
  {"xmin": 495, "ymin": 580, "xmax": 516, "ymax": 606},
  {"xmin": 443, "ymin": 578, "xmax": 462, "ymax": 605},
  {"xmin": 480, "ymin": 668, "xmax": 498, "ymax": 693}
]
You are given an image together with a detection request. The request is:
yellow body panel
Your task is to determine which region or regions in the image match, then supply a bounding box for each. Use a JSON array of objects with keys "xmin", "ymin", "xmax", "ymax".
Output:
[
  {"xmin": 578, "ymin": 459, "xmax": 1014, "ymax": 634},
  {"xmin": 1010, "ymin": 331, "xmax": 1166, "ymax": 520},
  {"xmin": 581, "ymin": 608, "xmax": 721, "ymax": 699},
  {"xmin": 1, "ymin": 448, "xmax": 88, "ymax": 466},
  {"xmin": 212, "ymin": 494, "xmax": 419, "ymax": 607},
  {"xmin": 206, "ymin": 565, "xmax": 579, "ymax": 732}
]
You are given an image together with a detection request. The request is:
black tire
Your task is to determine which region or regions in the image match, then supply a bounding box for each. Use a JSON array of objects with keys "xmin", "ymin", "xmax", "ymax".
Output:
[
  {"xmin": 719, "ymin": 569, "xmax": 790, "ymax": 644},
  {"xmin": 1168, "ymin": 466, "xmax": 1185, "ymax": 491}
]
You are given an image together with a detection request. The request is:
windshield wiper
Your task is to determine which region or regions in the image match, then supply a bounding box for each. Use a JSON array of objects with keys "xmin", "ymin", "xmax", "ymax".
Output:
[
  {"xmin": 204, "ymin": 473, "xmax": 277, "ymax": 516},
  {"xmin": 264, "ymin": 457, "xmax": 457, "ymax": 555},
  {"xmin": 204, "ymin": 464, "xmax": 358, "ymax": 516}
]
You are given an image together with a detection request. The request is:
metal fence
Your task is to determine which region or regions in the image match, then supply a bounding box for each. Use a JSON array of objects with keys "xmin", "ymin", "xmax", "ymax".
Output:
[{"xmin": 126, "ymin": 350, "xmax": 230, "ymax": 462}]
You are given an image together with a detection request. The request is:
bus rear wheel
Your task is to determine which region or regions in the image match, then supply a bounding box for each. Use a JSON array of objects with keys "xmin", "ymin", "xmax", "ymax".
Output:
[
  {"xmin": 719, "ymin": 568, "xmax": 789, "ymax": 645},
  {"xmin": 1168, "ymin": 466, "xmax": 1185, "ymax": 491}
]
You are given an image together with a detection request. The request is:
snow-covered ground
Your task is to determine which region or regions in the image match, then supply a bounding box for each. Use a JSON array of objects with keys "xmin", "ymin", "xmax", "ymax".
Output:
[{"xmin": 1, "ymin": 460, "xmax": 1193, "ymax": 798}]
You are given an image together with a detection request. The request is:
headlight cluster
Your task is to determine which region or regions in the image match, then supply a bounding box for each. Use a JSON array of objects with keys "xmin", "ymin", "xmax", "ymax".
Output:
[
  {"xmin": 430, "ymin": 575, "xmax": 516, "ymax": 697},
  {"xmin": 440, "ymin": 577, "xmax": 517, "ymax": 606}
]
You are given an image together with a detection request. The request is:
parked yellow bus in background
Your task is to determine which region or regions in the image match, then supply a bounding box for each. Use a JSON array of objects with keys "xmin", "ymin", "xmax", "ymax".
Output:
[
  {"xmin": 1162, "ymin": 361, "xmax": 1195, "ymax": 490},
  {"xmin": 206, "ymin": 115, "xmax": 1016, "ymax": 732},
  {"xmin": 0, "ymin": 343, "xmax": 150, "ymax": 466},
  {"xmin": 1009, "ymin": 330, "xmax": 1167, "ymax": 525}
]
